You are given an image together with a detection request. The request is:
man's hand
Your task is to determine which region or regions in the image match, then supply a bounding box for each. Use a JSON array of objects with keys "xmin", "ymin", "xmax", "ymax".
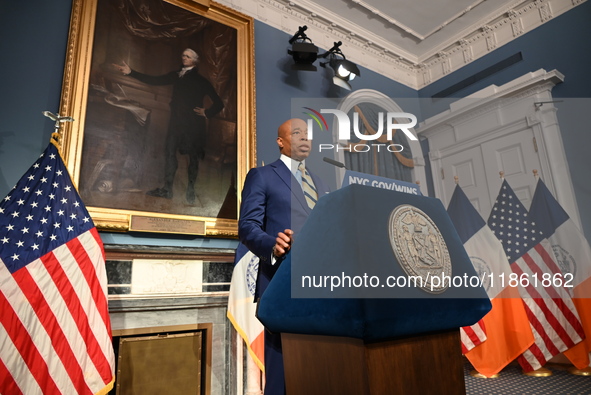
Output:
[
  {"xmin": 193, "ymin": 107, "xmax": 206, "ymax": 117},
  {"xmin": 112, "ymin": 61, "xmax": 131, "ymax": 75},
  {"xmin": 272, "ymin": 229, "xmax": 294, "ymax": 258}
]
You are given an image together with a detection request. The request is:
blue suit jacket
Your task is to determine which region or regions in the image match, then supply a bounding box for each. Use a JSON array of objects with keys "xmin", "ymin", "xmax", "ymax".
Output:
[{"xmin": 238, "ymin": 159, "xmax": 330, "ymax": 299}]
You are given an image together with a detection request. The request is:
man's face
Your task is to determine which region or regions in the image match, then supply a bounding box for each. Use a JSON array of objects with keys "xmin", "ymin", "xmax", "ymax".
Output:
[
  {"xmin": 278, "ymin": 120, "xmax": 311, "ymax": 161},
  {"xmin": 182, "ymin": 51, "xmax": 197, "ymax": 67}
]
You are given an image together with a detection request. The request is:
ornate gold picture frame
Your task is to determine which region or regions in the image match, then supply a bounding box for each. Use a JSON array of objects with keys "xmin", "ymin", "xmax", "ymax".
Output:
[{"xmin": 58, "ymin": 0, "xmax": 255, "ymax": 237}]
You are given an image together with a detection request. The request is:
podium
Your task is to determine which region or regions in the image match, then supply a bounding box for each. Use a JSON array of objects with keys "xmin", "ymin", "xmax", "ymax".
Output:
[{"xmin": 257, "ymin": 184, "xmax": 492, "ymax": 394}]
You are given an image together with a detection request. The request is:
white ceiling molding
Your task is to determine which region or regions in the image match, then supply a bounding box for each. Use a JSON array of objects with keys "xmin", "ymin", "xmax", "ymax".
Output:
[
  {"xmin": 217, "ymin": 0, "xmax": 585, "ymax": 89},
  {"xmin": 349, "ymin": 0, "xmax": 489, "ymax": 41}
]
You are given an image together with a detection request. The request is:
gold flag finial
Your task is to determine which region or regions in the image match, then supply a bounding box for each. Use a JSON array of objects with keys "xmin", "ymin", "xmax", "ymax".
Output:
[
  {"xmin": 454, "ymin": 176, "xmax": 459, "ymax": 184},
  {"xmin": 499, "ymin": 171, "xmax": 505, "ymax": 179}
]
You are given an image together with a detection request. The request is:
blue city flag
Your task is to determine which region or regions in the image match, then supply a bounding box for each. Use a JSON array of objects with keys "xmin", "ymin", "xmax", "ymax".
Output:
[
  {"xmin": 447, "ymin": 184, "xmax": 534, "ymax": 377},
  {"xmin": 447, "ymin": 185, "xmax": 485, "ymax": 244},
  {"xmin": 529, "ymin": 178, "xmax": 569, "ymax": 238},
  {"xmin": 227, "ymin": 242, "xmax": 264, "ymax": 370}
]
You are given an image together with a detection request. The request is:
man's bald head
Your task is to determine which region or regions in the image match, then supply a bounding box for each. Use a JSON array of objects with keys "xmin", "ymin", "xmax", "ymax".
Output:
[{"xmin": 276, "ymin": 118, "xmax": 311, "ymax": 161}]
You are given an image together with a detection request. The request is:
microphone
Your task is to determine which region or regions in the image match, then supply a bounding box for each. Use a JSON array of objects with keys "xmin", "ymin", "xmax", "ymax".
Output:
[{"xmin": 323, "ymin": 157, "xmax": 347, "ymax": 169}]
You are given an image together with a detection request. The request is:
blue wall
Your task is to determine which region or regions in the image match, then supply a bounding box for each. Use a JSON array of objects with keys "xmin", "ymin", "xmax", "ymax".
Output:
[
  {"xmin": 254, "ymin": 21, "xmax": 419, "ymax": 189},
  {"xmin": 418, "ymin": 0, "xmax": 591, "ymax": 240},
  {"xmin": 1, "ymin": 1, "xmax": 589, "ymax": 245},
  {"xmin": 0, "ymin": 1, "xmax": 73, "ymax": 195}
]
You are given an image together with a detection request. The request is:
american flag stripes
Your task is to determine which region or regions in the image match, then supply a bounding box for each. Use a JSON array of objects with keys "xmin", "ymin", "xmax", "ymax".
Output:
[
  {"xmin": 0, "ymin": 142, "xmax": 115, "ymax": 394},
  {"xmin": 487, "ymin": 179, "xmax": 584, "ymax": 372},
  {"xmin": 460, "ymin": 320, "xmax": 487, "ymax": 354}
]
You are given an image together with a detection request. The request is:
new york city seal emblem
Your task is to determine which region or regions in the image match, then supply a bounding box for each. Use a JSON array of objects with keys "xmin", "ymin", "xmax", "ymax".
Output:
[{"xmin": 388, "ymin": 205, "xmax": 451, "ymax": 294}]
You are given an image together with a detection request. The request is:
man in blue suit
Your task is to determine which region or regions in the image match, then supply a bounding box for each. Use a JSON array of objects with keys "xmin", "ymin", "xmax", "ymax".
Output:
[{"xmin": 238, "ymin": 118, "xmax": 330, "ymax": 395}]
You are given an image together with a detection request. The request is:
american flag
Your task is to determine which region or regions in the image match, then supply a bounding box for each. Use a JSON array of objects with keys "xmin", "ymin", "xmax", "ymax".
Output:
[
  {"xmin": 0, "ymin": 142, "xmax": 115, "ymax": 394},
  {"xmin": 487, "ymin": 179, "xmax": 584, "ymax": 372}
]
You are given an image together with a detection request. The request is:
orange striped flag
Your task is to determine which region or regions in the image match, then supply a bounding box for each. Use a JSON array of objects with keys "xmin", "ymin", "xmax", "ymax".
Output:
[
  {"xmin": 448, "ymin": 184, "xmax": 534, "ymax": 377},
  {"xmin": 227, "ymin": 244, "xmax": 265, "ymax": 371}
]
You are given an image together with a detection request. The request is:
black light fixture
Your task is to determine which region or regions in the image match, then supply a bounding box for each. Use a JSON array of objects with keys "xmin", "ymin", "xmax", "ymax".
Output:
[
  {"xmin": 319, "ymin": 41, "xmax": 360, "ymax": 90},
  {"xmin": 288, "ymin": 26, "xmax": 318, "ymax": 71}
]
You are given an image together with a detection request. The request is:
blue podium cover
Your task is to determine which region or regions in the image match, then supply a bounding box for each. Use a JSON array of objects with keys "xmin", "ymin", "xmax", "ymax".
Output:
[{"xmin": 257, "ymin": 184, "xmax": 492, "ymax": 342}]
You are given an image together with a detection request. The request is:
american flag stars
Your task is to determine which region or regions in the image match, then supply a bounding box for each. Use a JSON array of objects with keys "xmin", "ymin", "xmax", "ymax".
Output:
[
  {"xmin": 0, "ymin": 144, "xmax": 94, "ymax": 273},
  {"xmin": 488, "ymin": 182, "xmax": 545, "ymax": 262}
]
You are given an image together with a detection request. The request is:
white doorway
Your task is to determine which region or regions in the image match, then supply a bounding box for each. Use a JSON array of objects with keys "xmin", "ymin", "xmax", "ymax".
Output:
[{"xmin": 419, "ymin": 69, "xmax": 581, "ymax": 226}]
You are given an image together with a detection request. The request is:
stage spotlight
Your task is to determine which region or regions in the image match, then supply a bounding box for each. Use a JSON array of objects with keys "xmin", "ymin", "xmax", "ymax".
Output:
[
  {"xmin": 330, "ymin": 58, "xmax": 360, "ymax": 89},
  {"xmin": 319, "ymin": 41, "xmax": 360, "ymax": 90},
  {"xmin": 288, "ymin": 26, "xmax": 318, "ymax": 71}
]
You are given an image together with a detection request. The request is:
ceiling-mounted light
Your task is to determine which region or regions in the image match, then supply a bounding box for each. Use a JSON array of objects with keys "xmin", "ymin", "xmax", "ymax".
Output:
[
  {"xmin": 288, "ymin": 25, "xmax": 318, "ymax": 71},
  {"xmin": 319, "ymin": 41, "xmax": 360, "ymax": 90}
]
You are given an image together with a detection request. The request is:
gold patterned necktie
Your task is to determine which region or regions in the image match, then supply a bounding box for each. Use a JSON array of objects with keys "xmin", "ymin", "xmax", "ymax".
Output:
[{"xmin": 299, "ymin": 162, "xmax": 318, "ymax": 209}]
